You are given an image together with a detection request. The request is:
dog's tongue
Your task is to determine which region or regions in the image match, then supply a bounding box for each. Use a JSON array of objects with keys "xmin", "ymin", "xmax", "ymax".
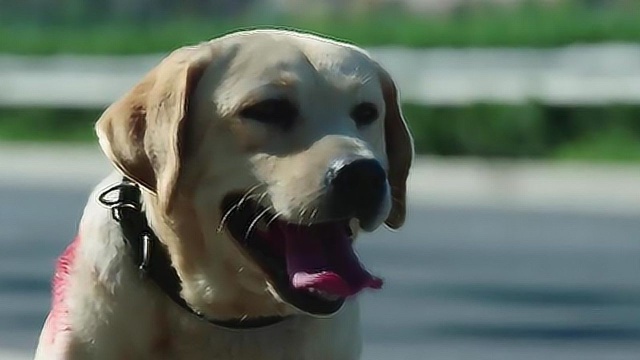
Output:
[{"xmin": 270, "ymin": 222, "xmax": 382, "ymax": 297}]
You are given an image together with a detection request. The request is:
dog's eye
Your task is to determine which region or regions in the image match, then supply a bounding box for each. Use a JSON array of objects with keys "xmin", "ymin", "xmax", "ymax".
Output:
[
  {"xmin": 351, "ymin": 102, "xmax": 379, "ymax": 127},
  {"xmin": 240, "ymin": 99, "xmax": 298, "ymax": 129}
]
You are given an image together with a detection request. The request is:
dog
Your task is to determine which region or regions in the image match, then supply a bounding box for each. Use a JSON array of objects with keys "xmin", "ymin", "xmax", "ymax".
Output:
[{"xmin": 34, "ymin": 29, "xmax": 413, "ymax": 360}]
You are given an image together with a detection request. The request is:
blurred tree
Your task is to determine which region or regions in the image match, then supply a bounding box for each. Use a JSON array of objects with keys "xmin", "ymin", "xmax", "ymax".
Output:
[{"xmin": 0, "ymin": 0, "xmax": 258, "ymax": 25}]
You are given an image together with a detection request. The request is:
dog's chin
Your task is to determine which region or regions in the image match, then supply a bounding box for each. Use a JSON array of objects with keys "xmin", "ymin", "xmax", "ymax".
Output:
[{"xmin": 221, "ymin": 193, "xmax": 383, "ymax": 316}]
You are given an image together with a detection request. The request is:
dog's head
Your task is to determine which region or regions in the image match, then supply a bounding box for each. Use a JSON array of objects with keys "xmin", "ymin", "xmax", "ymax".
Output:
[{"xmin": 96, "ymin": 29, "xmax": 413, "ymax": 318}]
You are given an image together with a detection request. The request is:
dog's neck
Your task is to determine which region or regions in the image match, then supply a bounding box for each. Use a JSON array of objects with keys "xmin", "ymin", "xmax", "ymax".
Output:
[{"xmin": 139, "ymin": 190, "xmax": 295, "ymax": 321}]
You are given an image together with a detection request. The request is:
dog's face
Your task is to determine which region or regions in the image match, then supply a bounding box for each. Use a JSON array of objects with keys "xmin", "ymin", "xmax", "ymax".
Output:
[{"xmin": 96, "ymin": 30, "xmax": 413, "ymax": 318}]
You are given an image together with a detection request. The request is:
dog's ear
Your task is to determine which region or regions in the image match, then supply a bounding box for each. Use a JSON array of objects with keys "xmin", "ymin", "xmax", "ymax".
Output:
[
  {"xmin": 96, "ymin": 44, "xmax": 214, "ymax": 210},
  {"xmin": 377, "ymin": 66, "xmax": 414, "ymax": 229}
]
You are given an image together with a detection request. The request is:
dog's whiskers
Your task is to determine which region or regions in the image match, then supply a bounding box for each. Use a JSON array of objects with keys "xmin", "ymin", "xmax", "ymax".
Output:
[
  {"xmin": 244, "ymin": 206, "xmax": 273, "ymax": 240},
  {"xmin": 237, "ymin": 184, "xmax": 264, "ymax": 207},
  {"xmin": 217, "ymin": 203, "xmax": 240, "ymax": 233},
  {"xmin": 255, "ymin": 190, "xmax": 269, "ymax": 207},
  {"xmin": 309, "ymin": 208, "xmax": 319, "ymax": 223},
  {"xmin": 216, "ymin": 184, "xmax": 264, "ymax": 233},
  {"xmin": 298, "ymin": 207, "xmax": 309, "ymax": 226},
  {"xmin": 265, "ymin": 211, "xmax": 284, "ymax": 228}
]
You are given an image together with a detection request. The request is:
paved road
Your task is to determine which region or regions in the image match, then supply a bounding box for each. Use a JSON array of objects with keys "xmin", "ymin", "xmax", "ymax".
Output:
[{"xmin": 1, "ymin": 183, "xmax": 639, "ymax": 359}]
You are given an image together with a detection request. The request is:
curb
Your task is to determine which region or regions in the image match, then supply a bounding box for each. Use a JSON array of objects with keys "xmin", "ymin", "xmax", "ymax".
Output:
[{"xmin": 409, "ymin": 157, "xmax": 640, "ymax": 216}]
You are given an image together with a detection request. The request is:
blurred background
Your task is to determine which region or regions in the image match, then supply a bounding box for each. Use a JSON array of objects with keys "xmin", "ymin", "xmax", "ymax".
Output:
[{"xmin": 1, "ymin": 0, "xmax": 640, "ymax": 359}]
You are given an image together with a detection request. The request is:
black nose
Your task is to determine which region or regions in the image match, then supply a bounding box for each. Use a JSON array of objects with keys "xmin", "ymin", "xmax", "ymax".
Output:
[{"xmin": 325, "ymin": 158, "xmax": 387, "ymax": 225}]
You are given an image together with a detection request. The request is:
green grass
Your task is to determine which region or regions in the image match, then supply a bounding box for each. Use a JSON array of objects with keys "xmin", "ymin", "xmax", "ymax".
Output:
[
  {"xmin": 2, "ymin": 104, "xmax": 640, "ymax": 162},
  {"xmin": 405, "ymin": 103, "xmax": 640, "ymax": 162},
  {"xmin": 2, "ymin": 3, "xmax": 640, "ymax": 54},
  {"xmin": 555, "ymin": 128, "xmax": 640, "ymax": 162},
  {"xmin": 0, "ymin": 109, "xmax": 100, "ymax": 142}
]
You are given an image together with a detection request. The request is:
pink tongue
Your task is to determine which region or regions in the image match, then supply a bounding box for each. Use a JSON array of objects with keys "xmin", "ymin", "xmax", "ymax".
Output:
[{"xmin": 273, "ymin": 222, "xmax": 382, "ymax": 297}]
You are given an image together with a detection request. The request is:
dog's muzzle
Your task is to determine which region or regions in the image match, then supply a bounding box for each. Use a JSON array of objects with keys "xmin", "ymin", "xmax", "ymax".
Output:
[{"xmin": 325, "ymin": 157, "xmax": 387, "ymax": 230}]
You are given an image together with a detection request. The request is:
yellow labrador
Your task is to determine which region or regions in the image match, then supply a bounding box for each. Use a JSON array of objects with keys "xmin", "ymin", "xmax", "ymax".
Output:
[{"xmin": 35, "ymin": 29, "xmax": 413, "ymax": 360}]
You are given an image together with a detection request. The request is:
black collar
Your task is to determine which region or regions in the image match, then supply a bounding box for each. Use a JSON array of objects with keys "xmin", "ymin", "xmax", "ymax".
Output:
[{"xmin": 98, "ymin": 178, "xmax": 286, "ymax": 330}]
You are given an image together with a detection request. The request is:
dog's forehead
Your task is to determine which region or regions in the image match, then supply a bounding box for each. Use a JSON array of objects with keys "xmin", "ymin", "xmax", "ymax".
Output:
[{"xmin": 217, "ymin": 31, "xmax": 379, "ymax": 93}]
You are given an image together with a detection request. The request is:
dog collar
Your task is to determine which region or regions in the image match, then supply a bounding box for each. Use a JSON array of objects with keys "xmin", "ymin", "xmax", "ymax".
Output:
[{"xmin": 98, "ymin": 178, "xmax": 287, "ymax": 330}]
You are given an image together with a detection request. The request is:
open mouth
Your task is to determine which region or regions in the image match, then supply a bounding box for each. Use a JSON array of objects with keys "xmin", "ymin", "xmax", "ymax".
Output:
[{"xmin": 221, "ymin": 193, "xmax": 383, "ymax": 316}]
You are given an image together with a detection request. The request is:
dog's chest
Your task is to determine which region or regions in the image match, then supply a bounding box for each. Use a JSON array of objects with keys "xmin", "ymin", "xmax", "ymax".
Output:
[
  {"xmin": 150, "ymin": 315, "xmax": 361, "ymax": 360},
  {"xmin": 145, "ymin": 302, "xmax": 362, "ymax": 360}
]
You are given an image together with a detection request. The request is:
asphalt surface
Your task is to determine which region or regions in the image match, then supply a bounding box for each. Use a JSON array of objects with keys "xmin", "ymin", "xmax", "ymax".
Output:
[{"xmin": 1, "ymin": 183, "xmax": 639, "ymax": 359}]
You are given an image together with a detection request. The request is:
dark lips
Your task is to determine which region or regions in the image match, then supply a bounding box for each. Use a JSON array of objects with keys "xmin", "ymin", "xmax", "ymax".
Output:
[{"xmin": 221, "ymin": 194, "xmax": 383, "ymax": 316}]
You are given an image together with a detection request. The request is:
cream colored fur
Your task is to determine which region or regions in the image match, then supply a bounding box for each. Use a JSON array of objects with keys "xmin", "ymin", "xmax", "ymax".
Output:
[{"xmin": 35, "ymin": 29, "xmax": 413, "ymax": 360}]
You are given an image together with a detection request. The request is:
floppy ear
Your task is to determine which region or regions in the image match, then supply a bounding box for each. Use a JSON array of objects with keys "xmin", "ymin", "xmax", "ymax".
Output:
[
  {"xmin": 378, "ymin": 66, "xmax": 414, "ymax": 229},
  {"xmin": 96, "ymin": 44, "xmax": 215, "ymax": 210}
]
